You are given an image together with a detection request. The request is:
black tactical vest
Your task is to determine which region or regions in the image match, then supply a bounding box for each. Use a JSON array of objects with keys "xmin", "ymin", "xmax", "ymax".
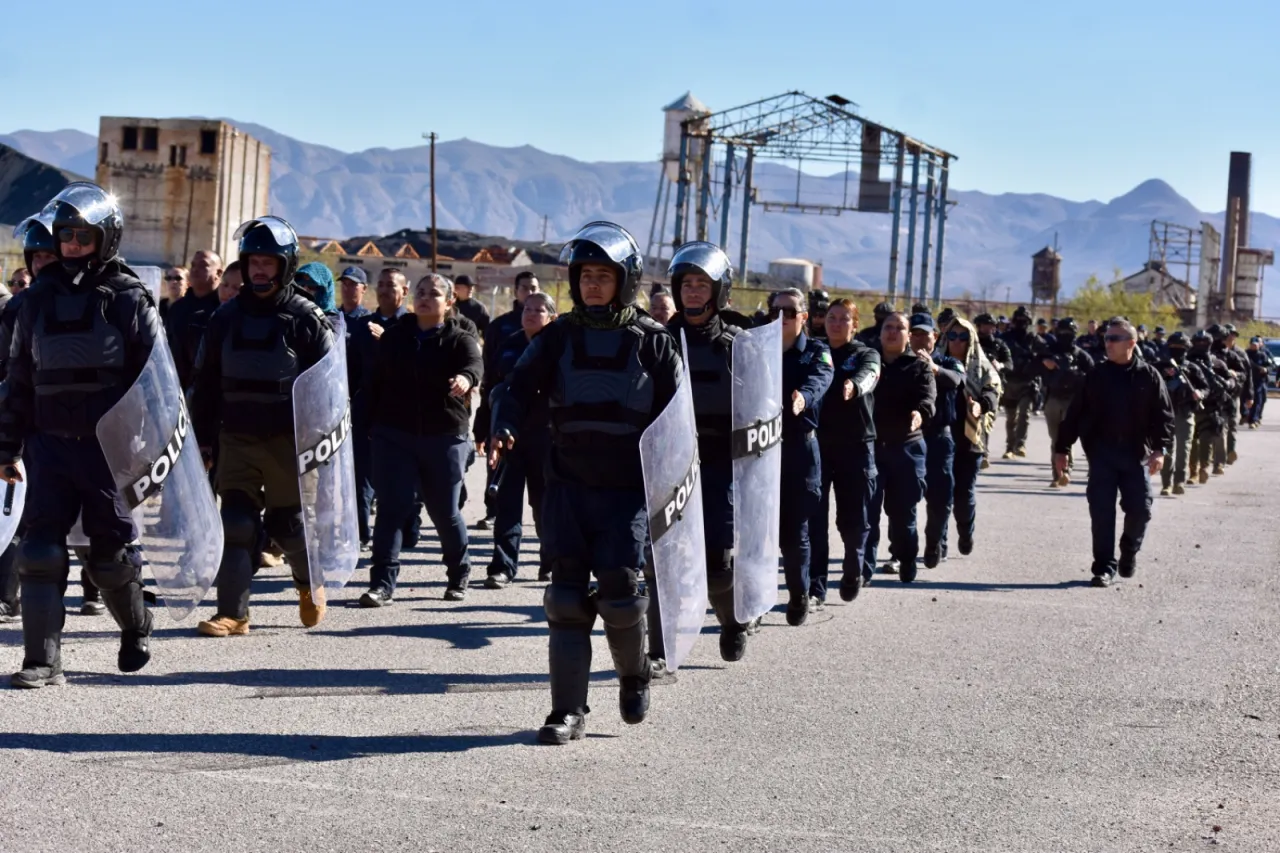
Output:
[
  {"xmin": 549, "ymin": 323, "xmax": 655, "ymax": 448},
  {"xmin": 221, "ymin": 311, "xmax": 299, "ymax": 405}
]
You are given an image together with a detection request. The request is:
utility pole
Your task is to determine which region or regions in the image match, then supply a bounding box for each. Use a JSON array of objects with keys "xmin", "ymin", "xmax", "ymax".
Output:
[
  {"xmin": 423, "ymin": 132, "xmax": 438, "ymax": 272},
  {"xmin": 541, "ymin": 214, "xmax": 549, "ymax": 245}
]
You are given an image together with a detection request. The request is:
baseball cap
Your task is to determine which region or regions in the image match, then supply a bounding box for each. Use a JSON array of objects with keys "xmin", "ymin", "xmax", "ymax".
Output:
[
  {"xmin": 454, "ymin": 274, "xmax": 475, "ymax": 287},
  {"xmin": 338, "ymin": 266, "xmax": 367, "ymax": 285},
  {"xmin": 909, "ymin": 312, "xmax": 935, "ymax": 332}
]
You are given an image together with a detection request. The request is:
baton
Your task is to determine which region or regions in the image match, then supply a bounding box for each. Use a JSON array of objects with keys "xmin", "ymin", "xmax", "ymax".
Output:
[
  {"xmin": 486, "ymin": 459, "xmax": 507, "ymax": 500},
  {"xmin": 2, "ymin": 482, "xmax": 13, "ymax": 517}
]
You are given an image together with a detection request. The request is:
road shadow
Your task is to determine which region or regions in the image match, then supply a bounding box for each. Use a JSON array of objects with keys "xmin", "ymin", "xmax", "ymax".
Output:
[
  {"xmin": 883, "ymin": 579, "xmax": 1095, "ymax": 592},
  {"xmin": 976, "ymin": 488, "xmax": 1087, "ymax": 498},
  {"xmin": 0, "ymin": 728, "xmax": 532, "ymax": 760},
  {"xmin": 65, "ymin": 666, "xmax": 618, "ymax": 695}
]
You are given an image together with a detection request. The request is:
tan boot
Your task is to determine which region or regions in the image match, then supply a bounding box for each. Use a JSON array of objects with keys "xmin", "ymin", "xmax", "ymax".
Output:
[
  {"xmin": 1212, "ymin": 464, "xmax": 1225, "ymax": 476},
  {"xmin": 197, "ymin": 615, "xmax": 250, "ymax": 637},
  {"xmin": 1227, "ymin": 450, "xmax": 1239, "ymax": 465},
  {"xmin": 299, "ymin": 587, "xmax": 326, "ymax": 628},
  {"xmin": 1057, "ymin": 472, "xmax": 1071, "ymax": 487},
  {"xmin": 1199, "ymin": 468, "xmax": 1210, "ymax": 484},
  {"xmin": 1172, "ymin": 483, "xmax": 1186, "ymax": 495}
]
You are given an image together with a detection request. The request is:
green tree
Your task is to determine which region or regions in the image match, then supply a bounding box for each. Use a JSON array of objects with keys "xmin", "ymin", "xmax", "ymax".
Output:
[{"xmin": 1065, "ymin": 270, "xmax": 1179, "ymax": 330}]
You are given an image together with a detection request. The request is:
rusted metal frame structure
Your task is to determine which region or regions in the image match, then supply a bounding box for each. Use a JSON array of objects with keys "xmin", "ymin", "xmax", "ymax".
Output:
[{"xmin": 670, "ymin": 91, "xmax": 954, "ymax": 305}]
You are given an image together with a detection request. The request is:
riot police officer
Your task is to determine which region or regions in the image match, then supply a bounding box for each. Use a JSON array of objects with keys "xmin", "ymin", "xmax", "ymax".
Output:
[
  {"xmin": 489, "ymin": 222, "xmax": 681, "ymax": 745},
  {"xmin": 1156, "ymin": 332, "xmax": 1206, "ymax": 495},
  {"xmin": 0, "ymin": 183, "xmax": 161, "ymax": 687},
  {"xmin": 647, "ymin": 242, "xmax": 750, "ymax": 662},
  {"xmin": 999, "ymin": 307, "xmax": 1041, "ymax": 458},
  {"xmin": 911, "ymin": 314, "xmax": 965, "ymax": 568},
  {"xmin": 1039, "ymin": 318, "xmax": 1094, "ymax": 486},
  {"xmin": 190, "ymin": 216, "xmax": 335, "ymax": 636},
  {"xmin": 769, "ymin": 288, "xmax": 833, "ymax": 622}
]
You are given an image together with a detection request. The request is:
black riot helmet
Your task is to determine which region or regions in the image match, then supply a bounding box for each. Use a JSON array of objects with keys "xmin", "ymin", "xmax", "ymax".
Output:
[
  {"xmin": 560, "ymin": 221, "xmax": 643, "ymax": 310},
  {"xmin": 668, "ymin": 241, "xmax": 733, "ymax": 315},
  {"xmin": 1205, "ymin": 323, "xmax": 1228, "ymax": 343},
  {"xmin": 972, "ymin": 312, "xmax": 995, "ymax": 328},
  {"xmin": 1191, "ymin": 329, "xmax": 1212, "ymax": 349},
  {"xmin": 937, "ymin": 307, "xmax": 956, "ymax": 328},
  {"xmin": 42, "ymin": 182, "xmax": 124, "ymax": 275},
  {"xmin": 1055, "ymin": 316, "xmax": 1078, "ymax": 342},
  {"xmin": 1011, "ymin": 306, "xmax": 1031, "ymax": 327},
  {"xmin": 12, "ymin": 214, "xmax": 56, "ymax": 272},
  {"xmin": 1166, "ymin": 331, "xmax": 1188, "ymax": 350},
  {"xmin": 234, "ymin": 216, "xmax": 299, "ymax": 294}
]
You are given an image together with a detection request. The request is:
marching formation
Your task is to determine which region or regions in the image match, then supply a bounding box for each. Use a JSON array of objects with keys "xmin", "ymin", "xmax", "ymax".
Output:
[{"xmin": 0, "ymin": 183, "xmax": 1266, "ymax": 745}]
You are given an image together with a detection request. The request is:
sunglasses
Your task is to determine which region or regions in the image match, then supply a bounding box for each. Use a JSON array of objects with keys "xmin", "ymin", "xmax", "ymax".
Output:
[
  {"xmin": 164, "ymin": 274, "xmax": 185, "ymax": 282},
  {"xmin": 1104, "ymin": 334, "xmax": 1133, "ymax": 343},
  {"xmin": 768, "ymin": 306, "xmax": 801, "ymax": 319},
  {"xmin": 58, "ymin": 227, "xmax": 95, "ymax": 246},
  {"xmin": 946, "ymin": 330, "xmax": 970, "ymax": 342}
]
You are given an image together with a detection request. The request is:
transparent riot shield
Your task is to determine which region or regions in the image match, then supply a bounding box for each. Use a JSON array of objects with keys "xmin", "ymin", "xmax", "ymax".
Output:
[
  {"xmin": 95, "ymin": 343, "xmax": 223, "ymax": 619},
  {"xmin": 0, "ymin": 462, "xmax": 26, "ymax": 553},
  {"xmin": 639, "ymin": 332, "xmax": 707, "ymax": 672},
  {"xmin": 292, "ymin": 315, "xmax": 359, "ymax": 599},
  {"xmin": 731, "ymin": 319, "xmax": 784, "ymax": 624}
]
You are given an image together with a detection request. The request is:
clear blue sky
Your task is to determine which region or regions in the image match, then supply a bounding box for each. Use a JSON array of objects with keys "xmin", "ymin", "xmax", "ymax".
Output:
[{"xmin": 4, "ymin": 0, "xmax": 1277, "ymax": 213}]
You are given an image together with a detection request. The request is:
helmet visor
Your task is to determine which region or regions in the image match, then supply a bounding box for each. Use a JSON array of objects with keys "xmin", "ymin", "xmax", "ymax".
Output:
[
  {"xmin": 667, "ymin": 241, "xmax": 731, "ymax": 282},
  {"xmin": 46, "ymin": 182, "xmax": 119, "ymax": 226},
  {"xmin": 234, "ymin": 216, "xmax": 297, "ymax": 248},
  {"xmin": 559, "ymin": 221, "xmax": 639, "ymax": 266}
]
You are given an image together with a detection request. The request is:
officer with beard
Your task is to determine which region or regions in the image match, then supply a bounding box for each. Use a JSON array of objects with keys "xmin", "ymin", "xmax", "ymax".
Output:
[
  {"xmin": 999, "ymin": 307, "xmax": 1041, "ymax": 458},
  {"xmin": 0, "ymin": 183, "xmax": 161, "ymax": 687},
  {"xmin": 1187, "ymin": 330, "xmax": 1234, "ymax": 481},
  {"xmin": 190, "ymin": 217, "xmax": 334, "ymax": 637},
  {"xmin": 1039, "ymin": 318, "xmax": 1093, "ymax": 487},
  {"xmin": 645, "ymin": 241, "xmax": 751, "ymax": 665},
  {"xmin": 489, "ymin": 222, "xmax": 680, "ymax": 745},
  {"xmin": 1155, "ymin": 332, "xmax": 1207, "ymax": 496}
]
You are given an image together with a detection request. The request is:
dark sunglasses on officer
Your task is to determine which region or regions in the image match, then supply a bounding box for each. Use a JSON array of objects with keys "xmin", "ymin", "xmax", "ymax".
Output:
[{"xmin": 58, "ymin": 227, "xmax": 95, "ymax": 247}]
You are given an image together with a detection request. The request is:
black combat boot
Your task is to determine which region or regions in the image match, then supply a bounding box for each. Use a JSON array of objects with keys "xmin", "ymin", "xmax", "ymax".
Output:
[{"xmin": 537, "ymin": 710, "xmax": 587, "ymax": 745}]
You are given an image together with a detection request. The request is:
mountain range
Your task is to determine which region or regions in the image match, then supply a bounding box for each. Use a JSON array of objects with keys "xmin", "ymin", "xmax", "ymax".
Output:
[{"xmin": 4, "ymin": 123, "xmax": 1278, "ymax": 315}]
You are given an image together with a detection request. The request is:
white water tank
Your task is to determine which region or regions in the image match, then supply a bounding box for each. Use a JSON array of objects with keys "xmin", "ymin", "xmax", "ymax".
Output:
[
  {"xmin": 768, "ymin": 258, "xmax": 816, "ymax": 290},
  {"xmin": 662, "ymin": 92, "xmax": 709, "ymax": 183}
]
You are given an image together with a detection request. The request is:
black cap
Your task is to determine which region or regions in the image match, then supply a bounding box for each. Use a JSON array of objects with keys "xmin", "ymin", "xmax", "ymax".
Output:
[
  {"xmin": 454, "ymin": 274, "xmax": 474, "ymax": 287},
  {"xmin": 909, "ymin": 312, "xmax": 935, "ymax": 332}
]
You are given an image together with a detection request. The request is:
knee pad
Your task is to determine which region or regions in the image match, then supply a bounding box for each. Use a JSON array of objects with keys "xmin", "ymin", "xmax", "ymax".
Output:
[
  {"xmin": 18, "ymin": 535, "xmax": 69, "ymax": 582},
  {"xmin": 543, "ymin": 582, "xmax": 596, "ymax": 627},
  {"xmin": 85, "ymin": 540, "xmax": 143, "ymax": 592},
  {"xmin": 596, "ymin": 566, "xmax": 641, "ymax": 601},
  {"xmin": 705, "ymin": 549, "xmax": 735, "ymax": 595},
  {"xmin": 596, "ymin": 592, "xmax": 648, "ymax": 629},
  {"xmin": 264, "ymin": 506, "xmax": 306, "ymax": 554},
  {"xmin": 220, "ymin": 494, "xmax": 262, "ymax": 550}
]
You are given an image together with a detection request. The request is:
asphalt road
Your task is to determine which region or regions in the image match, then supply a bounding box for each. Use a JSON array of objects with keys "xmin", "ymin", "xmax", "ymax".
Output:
[{"xmin": 0, "ymin": 415, "xmax": 1277, "ymax": 852}]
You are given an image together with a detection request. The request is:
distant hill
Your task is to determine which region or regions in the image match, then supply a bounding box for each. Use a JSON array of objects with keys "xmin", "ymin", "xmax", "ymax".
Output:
[
  {"xmin": 0, "ymin": 141, "xmax": 84, "ymax": 227},
  {"xmin": 6, "ymin": 123, "xmax": 1278, "ymax": 314}
]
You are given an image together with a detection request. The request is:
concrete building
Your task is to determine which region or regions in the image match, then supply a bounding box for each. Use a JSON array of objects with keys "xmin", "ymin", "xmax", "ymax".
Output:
[
  {"xmin": 1119, "ymin": 260, "xmax": 1195, "ymax": 310},
  {"xmin": 95, "ymin": 118, "xmax": 270, "ymax": 267}
]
